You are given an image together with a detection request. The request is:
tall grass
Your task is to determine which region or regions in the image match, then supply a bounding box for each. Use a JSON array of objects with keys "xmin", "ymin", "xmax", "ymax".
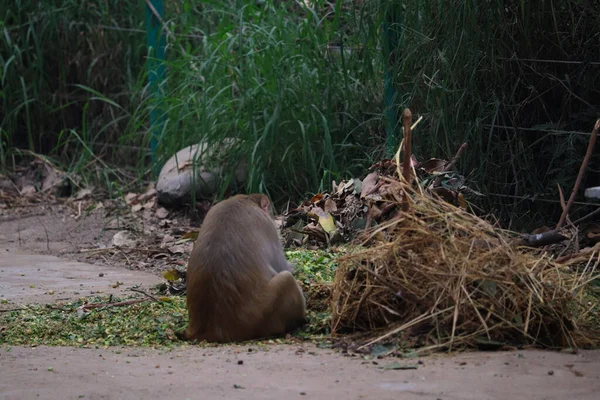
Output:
[
  {"xmin": 2, "ymin": 0, "xmax": 384, "ymax": 203},
  {"xmin": 2, "ymin": 0, "xmax": 598, "ymax": 227},
  {"xmin": 147, "ymin": 0, "xmax": 383, "ymax": 203},
  {"xmin": 0, "ymin": 0, "xmax": 149, "ymax": 181},
  {"xmin": 384, "ymin": 0, "xmax": 600, "ymax": 229}
]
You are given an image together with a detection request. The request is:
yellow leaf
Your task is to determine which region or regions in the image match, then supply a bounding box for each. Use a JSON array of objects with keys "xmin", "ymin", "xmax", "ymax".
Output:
[
  {"xmin": 162, "ymin": 269, "xmax": 182, "ymax": 282},
  {"xmin": 457, "ymin": 193, "xmax": 467, "ymax": 209},
  {"xmin": 180, "ymin": 231, "xmax": 199, "ymax": 241},
  {"xmin": 318, "ymin": 213, "xmax": 337, "ymax": 234}
]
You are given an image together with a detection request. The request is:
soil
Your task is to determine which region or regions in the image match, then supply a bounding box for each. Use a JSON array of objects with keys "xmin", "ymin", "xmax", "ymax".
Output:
[
  {"xmin": 1, "ymin": 346, "xmax": 599, "ymax": 400},
  {"xmin": 1, "ymin": 202, "xmax": 600, "ymax": 399}
]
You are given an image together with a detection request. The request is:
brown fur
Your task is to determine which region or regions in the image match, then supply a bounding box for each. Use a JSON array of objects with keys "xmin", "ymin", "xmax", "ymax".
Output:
[{"xmin": 182, "ymin": 194, "xmax": 306, "ymax": 343}]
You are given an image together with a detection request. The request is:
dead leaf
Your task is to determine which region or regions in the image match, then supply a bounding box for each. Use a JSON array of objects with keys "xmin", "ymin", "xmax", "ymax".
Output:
[
  {"xmin": 324, "ymin": 198, "xmax": 338, "ymax": 213},
  {"xmin": 20, "ymin": 185, "xmax": 36, "ymax": 196},
  {"xmin": 160, "ymin": 234, "xmax": 176, "ymax": 248},
  {"xmin": 131, "ymin": 203, "xmax": 143, "ymax": 213},
  {"xmin": 168, "ymin": 244, "xmax": 187, "ymax": 254},
  {"xmin": 143, "ymin": 200, "xmax": 156, "ymax": 210},
  {"xmin": 311, "ymin": 193, "xmax": 323, "ymax": 203},
  {"xmin": 360, "ymin": 172, "xmax": 379, "ymax": 198},
  {"xmin": 417, "ymin": 158, "xmax": 447, "ymax": 173},
  {"xmin": 125, "ymin": 193, "xmax": 138, "ymax": 205},
  {"xmin": 112, "ymin": 231, "xmax": 137, "ymax": 248},
  {"xmin": 457, "ymin": 193, "xmax": 467, "ymax": 209},
  {"xmin": 156, "ymin": 207, "xmax": 169, "ymax": 219},
  {"xmin": 310, "ymin": 207, "xmax": 337, "ymax": 235},
  {"xmin": 41, "ymin": 164, "xmax": 64, "ymax": 192},
  {"xmin": 75, "ymin": 188, "xmax": 92, "ymax": 200},
  {"xmin": 180, "ymin": 231, "xmax": 199, "ymax": 241}
]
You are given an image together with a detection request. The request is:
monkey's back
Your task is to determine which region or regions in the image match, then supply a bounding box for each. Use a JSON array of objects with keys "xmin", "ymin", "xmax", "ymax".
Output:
[{"xmin": 185, "ymin": 195, "xmax": 283, "ymax": 342}]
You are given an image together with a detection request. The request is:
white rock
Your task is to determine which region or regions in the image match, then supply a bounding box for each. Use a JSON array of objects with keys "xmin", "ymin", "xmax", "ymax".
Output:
[
  {"xmin": 584, "ymin": 186, "xmax": 600, "ymax": 201},
  {"xmin": 156, "ymin": 139, "xmax": 247, "ymax": 205}
]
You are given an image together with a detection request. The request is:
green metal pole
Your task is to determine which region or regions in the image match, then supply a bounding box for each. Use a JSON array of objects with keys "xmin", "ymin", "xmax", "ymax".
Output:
[
  {"xmin": 145, "ymin": 0, "xmax": 166, "ymax": 170},
  {"xmin": 382, "ymin": 2, "xmax": 402, "ymax": 157}
]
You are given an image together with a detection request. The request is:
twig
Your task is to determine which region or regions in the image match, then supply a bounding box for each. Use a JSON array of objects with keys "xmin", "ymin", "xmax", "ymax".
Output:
[
  {"xmin": 81, "ymin": 298, "xmax": 148, "ymax": 311},
  {"xmin": 130, "ymin": 288, "xmax": 160, "ymax": 302},
  {"xmin": 0, "ymin": 308, "xmax": 26, "ymax": 313},
  {"xmin": 36, "ymin": 216, "xmax": 50, "ymax": 251},
  {"xmin": 433, "ymin": 142, "xmax": 468, "ymax": 188},
  {"xmin": 573, "ymin": 207, "xmax": 600, "ymax": 226},
  {"xmin": 401, "ymin": 109, "xmax": 413, "ymax": 212},
  {"xmin": 356, "ymin": 306, "xmax": 453, "ymax": 350},
  {"xmin": 556, "ymin": 119, "xmax": 600, "ymax": 229}
]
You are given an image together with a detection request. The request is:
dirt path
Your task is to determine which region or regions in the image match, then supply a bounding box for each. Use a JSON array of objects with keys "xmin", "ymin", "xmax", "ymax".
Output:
[
  {"xmin": 1, "ymin": 345, "xmax": 599, "ymax": 400},
  {"xmin": 0, "ymin": 249, "xmax": 161, "ymax": 306},
  {"xmin": 1, "ymin": 222, "xmax": 600, "ymax": 399}
]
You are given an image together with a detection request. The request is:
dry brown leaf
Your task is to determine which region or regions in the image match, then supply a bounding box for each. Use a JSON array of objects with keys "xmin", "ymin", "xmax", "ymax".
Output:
[
  {"xmin": 360, "ymin": 172, "xmax": 379, "ymax": 198},
  {"xmin": 156, "ymin": 207, "xmax": 169, "ymax": 219}
]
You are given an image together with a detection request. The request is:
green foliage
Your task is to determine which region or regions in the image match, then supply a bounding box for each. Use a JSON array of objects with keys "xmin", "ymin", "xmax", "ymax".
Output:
[
  {"xmin": 383, "ymin": 0, "xmax": 600, "ymax": 229},
  {"xmin": 153, "ymin": 1, "xmax": 383, "ymax": 202},
  {"xmin": 2, "ymin": 0, "xmax": 598, "ymax": 227},
  {"xmin": 0, "ymin": 0, "xmax": 149, "ymax": 176},
  {"xmin": 0, "ymin": 249, "xmax": 339, "ymax": 345},
  {"xmin": 0, "ymin": 296, "xmax": 187, "ymax": 347}
]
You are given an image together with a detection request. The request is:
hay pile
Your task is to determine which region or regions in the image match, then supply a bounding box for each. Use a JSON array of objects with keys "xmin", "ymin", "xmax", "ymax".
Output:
[{"xmin": 331, "ymin": 182, "xmax": 600, "ymax": 351}]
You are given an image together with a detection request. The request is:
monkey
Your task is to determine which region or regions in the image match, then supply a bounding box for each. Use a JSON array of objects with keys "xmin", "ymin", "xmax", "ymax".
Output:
[{"xmin": 181, "ymin": 193, "xmax": 307, "ymax": 343}]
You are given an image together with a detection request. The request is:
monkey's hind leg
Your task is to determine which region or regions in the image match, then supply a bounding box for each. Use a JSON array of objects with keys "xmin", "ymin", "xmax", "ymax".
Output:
[{"xmin": 255, "ymin": 270, "xmax": 307, "ymax": 338}]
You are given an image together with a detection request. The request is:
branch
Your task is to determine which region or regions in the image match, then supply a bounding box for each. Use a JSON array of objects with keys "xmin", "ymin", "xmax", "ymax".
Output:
[{"xmin": 556, "ymin": 119, "xmax": 600, "ymax": 229}]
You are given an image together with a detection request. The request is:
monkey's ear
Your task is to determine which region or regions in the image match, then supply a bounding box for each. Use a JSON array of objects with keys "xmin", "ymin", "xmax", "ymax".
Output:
[{"xmin": 260, "ymin": 195, "xmax": 270, "ymax": 212}]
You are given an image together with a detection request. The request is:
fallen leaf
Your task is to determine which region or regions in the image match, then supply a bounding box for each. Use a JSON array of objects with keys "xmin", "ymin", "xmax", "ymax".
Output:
[
  {"xmin": 112, "ymin": 231, "xmax": 137, "ymax": 248},
  {"xmin": 360, "ymin": 172, "xmax": 379, "ymax": 198},
  {"xmin": 162, "ymin": 269, "xmax": 183, "ymax": 282},
  {"xmin": 457, "ymin": 193, "xmax": 467, "ymax": 209},
  {"xmin": 75, "ymin": 188, "xmax": 92, "ymax": 200},
  {"xmin": 417, "ymin": 158, "xmax": 447, "ymax": 173},
  {"xmin": 131, "ymin": 203, "xmax": 143, "ymax": 213},
  {"xmin": 168, "ymin": 244, "xmax": 187, "ymax": 254},
  {"xmin": 156, "ymin": 207, "xmax": 169, "ymax": 219},
  {"xmin": 311, "ymin": 193, "xmax": 323, "ymax": 203},
  {"xmin": 143, "ymin": 200, "xmax": 156, "ymax": 210},
  {"xmin": 125, "ymin": 193, "xmax": 138, "ymax": 205},
  {"xmin": 20, "ymin": 185, "xmax": 36, "ymax": 196},
  {"xmin": 180, "ymin": 231, "xmax": 199, "ymax": 241},
  {"xmin": 324, "ymin": 198, "xmax": 337, "ymax": 213}
]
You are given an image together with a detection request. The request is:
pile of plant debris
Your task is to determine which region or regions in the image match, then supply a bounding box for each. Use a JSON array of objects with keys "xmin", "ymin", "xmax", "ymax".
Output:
[
  {"xmin": 282, "ymin": 111, "xmax": 600, "ymax": 353},
  {"xmin": 322, "ymin": 113, "xmax": 600, "ymax": 353},
  {"xmin": 330, "ymin": 180, "xmax": 599, "ymax": 352},
  {"xmin": 281, "ymin": 139, "xmax": 477, "ymax": 248}
]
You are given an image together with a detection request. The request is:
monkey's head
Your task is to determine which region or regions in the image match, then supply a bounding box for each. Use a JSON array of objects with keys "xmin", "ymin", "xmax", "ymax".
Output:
[{"xmin": 246, "ymin": 193, "xmax": 272, "ymax": 215}]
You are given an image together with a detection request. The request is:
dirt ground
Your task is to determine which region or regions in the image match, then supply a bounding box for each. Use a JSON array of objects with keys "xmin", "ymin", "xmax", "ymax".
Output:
[
  {"xmin": 1, "ymin": 345, "xmax": 600, "ymax": 400},
  {"xmin": 2, "ymin": 204, "xmax": 600, "ymax": 399}
]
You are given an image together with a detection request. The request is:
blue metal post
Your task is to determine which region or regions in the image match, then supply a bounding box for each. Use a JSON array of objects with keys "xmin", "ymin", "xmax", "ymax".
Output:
[{"xmin": 145, "ymin": 0, "xmax": 166, "ymax": 170}]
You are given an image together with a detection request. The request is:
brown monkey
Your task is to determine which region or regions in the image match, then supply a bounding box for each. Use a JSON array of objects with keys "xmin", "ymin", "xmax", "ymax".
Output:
[{"xmin": 182, "ymin": 193, "xmax": 306, "ymax": 343}]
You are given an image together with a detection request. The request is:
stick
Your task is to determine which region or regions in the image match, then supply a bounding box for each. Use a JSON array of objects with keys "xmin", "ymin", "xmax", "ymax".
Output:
[
  {"xmin": 573, "ymin": 207, "xmax": 600, "ymax": 226},
  {"xmin": 130, "ymin": 288, "xmax": 160, "ymax": 302},
  {"xmin": 401, "ymin": 109, "xmax": 413, "ymax": 212},
  {"xmin": 433, "ymin": 142, "xmax": 468, "ymax": 187},
  {"xmin": 556, "ymin": 119, "xmax": 600, "ymax": 229},
  {"xmin": 81, "ymin": 298, "xmax": 148, "ymax": 310}
]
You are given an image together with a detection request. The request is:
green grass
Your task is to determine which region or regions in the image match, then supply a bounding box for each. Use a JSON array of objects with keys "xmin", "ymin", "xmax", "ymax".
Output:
[
  {"xmin": 382, "ymin": 0, "xmax": 600, "ymax": 229},
  {"xmin": 0, "ymin": 248, "xmax": 338, "ymax": 346},
  {"xmin": 1, "ymin": 0, "xmax": 598, "ymax": 228}
]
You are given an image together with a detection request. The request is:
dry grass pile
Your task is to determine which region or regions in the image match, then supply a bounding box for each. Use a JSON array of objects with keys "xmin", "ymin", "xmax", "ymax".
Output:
[{"xmin": 331, "ymin": 183, "xmax": 600, "ymax": 351}]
